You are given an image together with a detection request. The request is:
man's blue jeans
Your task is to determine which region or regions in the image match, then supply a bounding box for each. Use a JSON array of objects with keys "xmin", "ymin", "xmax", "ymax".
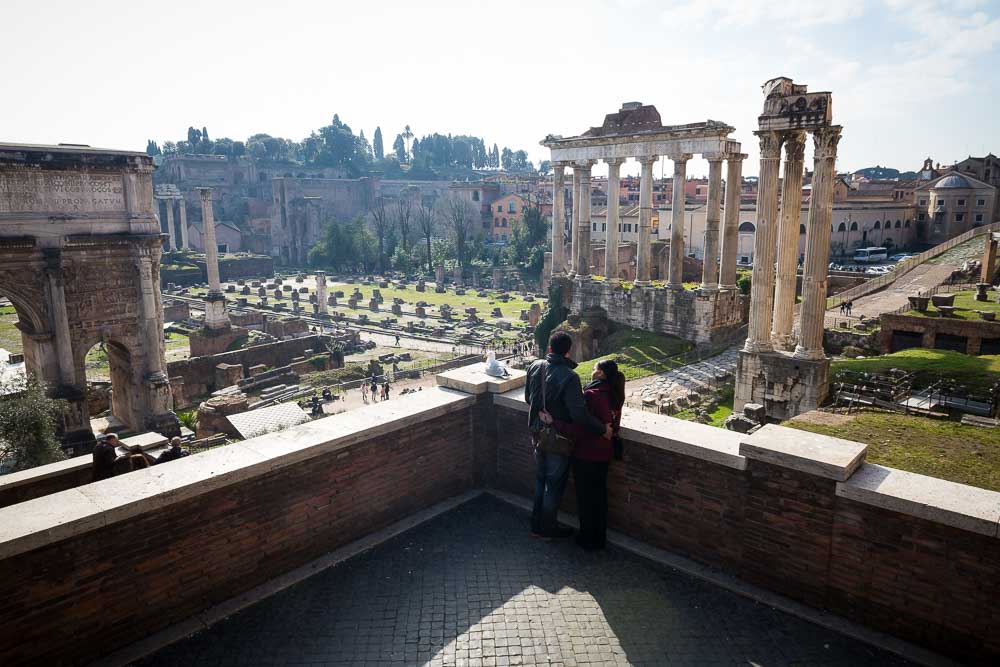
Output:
[{"xmin": 531, "ymin": 447, "xmax": 571, "ymax": 535}]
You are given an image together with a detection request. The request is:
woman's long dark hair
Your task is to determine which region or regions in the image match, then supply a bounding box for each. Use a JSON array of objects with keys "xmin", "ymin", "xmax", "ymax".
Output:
[{"xmin": 595, "ymin": 359, "xmax": 626, "ymax": 410}]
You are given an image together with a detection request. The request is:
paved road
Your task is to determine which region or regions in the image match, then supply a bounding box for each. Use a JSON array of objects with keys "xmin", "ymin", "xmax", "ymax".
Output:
[
  {"xmin": 823, "ymin": 263, "xmax": 958, "ymax": 328},
  {"xmin": 139, "ymin": 495, "xmax": 910, "ymax": 666}
]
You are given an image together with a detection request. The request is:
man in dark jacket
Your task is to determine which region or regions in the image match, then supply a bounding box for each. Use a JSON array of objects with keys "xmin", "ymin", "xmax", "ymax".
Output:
[
  {"xmin": 92, "ymin": 433, "xmax": 119, "ymax": 482},
  {"xmin": 525, "ymin": 331, "xmax": 610, "ymax": 538},
  {"xmin": 157, "ymin": 437, "xmax": 190, "ymax": 464}
]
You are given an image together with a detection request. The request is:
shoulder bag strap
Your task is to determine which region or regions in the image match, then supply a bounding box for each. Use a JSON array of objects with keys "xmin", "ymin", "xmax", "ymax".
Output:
[{"xmin": 541, "ymin": 361, "xmax": 547, "ymax": 413}]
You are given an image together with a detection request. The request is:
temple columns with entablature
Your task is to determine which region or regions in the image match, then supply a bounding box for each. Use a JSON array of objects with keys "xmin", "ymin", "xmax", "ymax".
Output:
[
  {"xmin": 719, "ymin": 154, "xmax": 745, "ymax": 290},
  {"xmin": 666, "ymin": 154, "xmax": 691, "ymax": 289},
  {"xmin": 771, "ymin": 131, "xmax": 807, "ymax": 350},
  {"xmin": 700, "ymin": 154, "xmax": 724, "ymax": 290},
  {"xmin": 604, "ymin": 158, "xmax": 623, "ymax": 283}
]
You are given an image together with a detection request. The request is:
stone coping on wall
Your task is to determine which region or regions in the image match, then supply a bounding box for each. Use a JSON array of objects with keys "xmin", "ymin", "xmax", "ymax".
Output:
[
  {"xmin": 0, "ymin": 387, "xmax": 474, "ymax": 561},
  {"xmin": 436, "ymin": 362, "xmax": 527, "ymax": 395},
  {"xmin": 493, "ymin": 389, "xmax": 746, "ymax": 470},
  {"xmin": 837, "ymin": 463, "xmax": 1000, "ymax": 537},
  {"xmin": 739, "ymin": 424, "xmax": 867, "ymax": 481}
]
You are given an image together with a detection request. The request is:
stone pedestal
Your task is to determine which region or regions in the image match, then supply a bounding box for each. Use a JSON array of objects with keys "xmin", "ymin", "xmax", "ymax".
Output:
[{"xmin": 734, "ymin": 350, "xmax": 829, "ymax": 423}]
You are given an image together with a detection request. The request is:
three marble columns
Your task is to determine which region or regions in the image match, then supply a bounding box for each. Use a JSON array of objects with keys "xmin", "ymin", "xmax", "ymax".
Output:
[
  {"xmin": 154, "ymin": 197, "xmax": 189, "ymax": 250},
  {"xmin": 551, "ymin": 154, "xmax": 745, "ymax": 289},
  {"xmin": 743, "ymin": 126, "xmax": 842, "ymax": 358}
]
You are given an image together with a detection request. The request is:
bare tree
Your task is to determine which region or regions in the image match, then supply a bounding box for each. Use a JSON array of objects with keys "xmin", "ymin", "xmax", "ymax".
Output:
[
  {"xmin": 416, "ymin": 199, "xmax": 437, "ymax": 273},
  {"xmin": 368, "ymin": 196, "xmax": 393, "ymax": 273},
  {"xmin": 394, "ymin": 190, "xmax": 416, "ymax": 256},
  {"xmin": 439, "ymin": 196, "xmax": 479, "ymax": 269}
]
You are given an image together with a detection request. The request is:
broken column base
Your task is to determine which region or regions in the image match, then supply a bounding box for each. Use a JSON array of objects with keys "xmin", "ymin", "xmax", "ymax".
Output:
[
  {"xmin": 734, "ymin": 349, "xmax": 829, "ymax": 422},
  {"xmin": 203, "ymin": 292, "xmax": 231, "ymax": 330}
]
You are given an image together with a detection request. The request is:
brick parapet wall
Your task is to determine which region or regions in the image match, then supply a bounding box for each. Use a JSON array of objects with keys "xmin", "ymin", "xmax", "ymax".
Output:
[
  {"xmin": 492, "ymin": 395, "xmax": 1000, "ymax": 663},
  {"xmin": 0, "ymin": 388, "xmax": 477, "ymax": 666}
]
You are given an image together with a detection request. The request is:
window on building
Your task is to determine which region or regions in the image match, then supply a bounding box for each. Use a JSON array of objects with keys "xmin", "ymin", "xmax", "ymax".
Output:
[
  {"xmin": 919, "ymin": 198, "xmax": 927, "ymax": 206},
  {"xmin": 472, "ymin": 191, "xmax": 480, "ymax": 202},
  {"xmin": 592, "ymin": 222, "xmax": 597, "ymax": 231},
  {"xmin": 508, "ymin": 202, "xmax": 517, "ymax": 213},
  {"xmin": 602, "ymin": 223, "xmax": 606, "ymax": 232},
  {"xmin": 978, "ymin": 198, "xmax": 986, "ymax": 206},
  {"xmin": 496, "ymin": 205, "xmax": 502, "ymax": 212},
  {"xmin": 956, "ymin": 213, "xmax": 964, "ymax": 222},
  {"xmin": 502, "ymin": 218, "xmax": 507, "ymax": 227},
  {"xmin": 905, "ymin": 219, "xmax": 911, "ymax": 227},
  {"xmin": 917, "ymin": 213, "xmax": 925, "ymax": 221},
  {"xmin": 618, "ymin": 223, "xmax": 622, "ymax": 232},
  {"xmin": 957, "ymin": 199, "xmax": 966, "ymax": 206},
  {"xmin": 799, "ymin": 224, "xmax": 806, "ymax": 234},
  {"xmin": 738, "ymin": 221, "xmax": 756, "ymax": 233},
  {"xmin": 501, "ymin": 234, "xmax": 507, "ymax": 241},
  {"xmin": 937, "ymin": 199, "xmax": 945, "ymax": 208},
  {"xmin": 895, "ymin": 220, "xmax": 901, "ymax": 228},
  {"xmin": 850, "ymin": 221, "xmax": 859, "ymax": 231},
  {"xmin": 874, "ymin": 221, "xmax": 881, "ymax": 229},
  {"xmin": 976, "ymin": 214, "xmax": 984, "ymax": 223},
  {"xmin": 494, "ymin": 218, "xmax": 499, "ymax": 227},
  {"xmin": 837, "ymin": 222, "xmax": 846, "ymax": 232}
]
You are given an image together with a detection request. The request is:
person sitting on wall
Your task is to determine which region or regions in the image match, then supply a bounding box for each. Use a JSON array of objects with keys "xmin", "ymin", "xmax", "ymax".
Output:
[
  {"xmin": 157, "ymin": 437, "xmax": 190, "ymax": 464},
  {"xmin": 113, "ymin": 443, "xmax": 156, "ymax": 476},
  {"xmin": 92, "ymin": 433, "xmax": 121, "ymax": 482}
]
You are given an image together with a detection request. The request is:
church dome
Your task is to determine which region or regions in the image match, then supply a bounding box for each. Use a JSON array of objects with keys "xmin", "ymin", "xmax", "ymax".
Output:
[{"xmin": 935, "ymin": 174, "xmax": 971, "ymax": 189}]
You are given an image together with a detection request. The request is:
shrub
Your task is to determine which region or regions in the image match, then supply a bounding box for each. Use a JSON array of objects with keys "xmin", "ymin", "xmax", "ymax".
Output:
[{"xmin": 842, "ymin": 345, "xmax": 865, "ymax": 358}]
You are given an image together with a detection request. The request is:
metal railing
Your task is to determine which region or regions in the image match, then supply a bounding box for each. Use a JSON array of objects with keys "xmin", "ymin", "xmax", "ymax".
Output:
[{"xmin": 827, "ymin": 222, "xmax": 1000, "ymax": 310}]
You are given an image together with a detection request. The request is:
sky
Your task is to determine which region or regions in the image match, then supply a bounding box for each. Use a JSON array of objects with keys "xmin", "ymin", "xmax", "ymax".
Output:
[{"xmin": 2, "ymin": 0, "xmax": 999, "ymax": 179}]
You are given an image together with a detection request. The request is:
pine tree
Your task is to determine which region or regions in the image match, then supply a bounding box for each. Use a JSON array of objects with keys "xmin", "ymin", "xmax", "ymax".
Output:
[{"xmin": 373, "ymin": 127, "xmax": 384, "ymax": 160}]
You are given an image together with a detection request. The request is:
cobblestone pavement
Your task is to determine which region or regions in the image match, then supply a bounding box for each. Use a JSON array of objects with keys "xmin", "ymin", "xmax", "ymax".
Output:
[
  {"xmin": 138, "ymin": 495, "xmax": 910, "ymax": 667},
  {"xmin": 627, "ymin": 348, "xmax": 739, "ymax": 409}
]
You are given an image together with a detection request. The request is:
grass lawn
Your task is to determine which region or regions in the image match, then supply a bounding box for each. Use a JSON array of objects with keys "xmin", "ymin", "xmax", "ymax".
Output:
[
  {"xmin": 832, "ymin": 348, "xmax": 1000, "ymax": 394},
  {"xmin": 905, "ymin": 289, "xmax": 1000, "ymax": 320},
  {"xmin": 575, "ymin": 327, "xmax": 691, "ymax": 382},
  {"xmin": 0, "ymin": 305, "xmax": 22, "ymax": 354},
  {"xmin": 784, "ymin": 409, "xmax": 1000, "ymax": 492}
]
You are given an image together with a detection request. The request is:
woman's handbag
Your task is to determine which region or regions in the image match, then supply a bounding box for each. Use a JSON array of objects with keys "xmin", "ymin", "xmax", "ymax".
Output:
[{"xmin": 536, "ymin": 363, "xmax": 575, "ymax": 457}]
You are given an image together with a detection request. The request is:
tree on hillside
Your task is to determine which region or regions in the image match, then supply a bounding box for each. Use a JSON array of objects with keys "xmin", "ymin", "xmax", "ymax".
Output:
[
  {"xmin": 392, "ymin": 134, "xmax": 406, "ymax": 162},
  {"xmin": 513, "ymin": 150, "xmax": 530, "ymax": 170},
  {"xmin": 187, "ymin": 126, "xmax": 201, "ymax": 147},
  {"xmin": 439, "ymin": 196, "xmax": 478, "ymax": 269},
  {"xmin": 146, "ymin": 140, "xmax": 161, "ymax": 156},
  {"xmin": 491, "ymin": 144, "xmax": 500, "ymax": 169},
  {"xmin": 368, "ymin": 196, "xmax": 394, "ymax": 273},
  {"xmin": 0, "ymin": 376, "xmax": 65, "ymax": 472},
  {"xmin": 501, "ymin": 147, "xmax": 513, "ymax": 171},
  {"xmin": 402, "ymin": 124, "xmax": 414, "ymax": 161},
  {"xmin": 394, "ymin": 189, "xmax": 416, "ymax": 257},
  {"xmin": 539, "ymin": 160, "xmax": 551, "ymax": 175},
  {"xmin": 416, "ymin": 200, "xmax": 437, "ymax": 273},
  {"xmin": 202, "ymin": 126, "xmax": 210, "ymax": 143},
  {"xmin": 373, "ymin": 127, "xmax": 384, "ymax": 160}
]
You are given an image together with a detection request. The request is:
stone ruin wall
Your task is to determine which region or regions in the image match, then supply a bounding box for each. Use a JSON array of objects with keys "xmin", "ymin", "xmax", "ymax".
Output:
[{"xmin": 568, "ymin": 279, "xmax": 748, "ymax": 346}]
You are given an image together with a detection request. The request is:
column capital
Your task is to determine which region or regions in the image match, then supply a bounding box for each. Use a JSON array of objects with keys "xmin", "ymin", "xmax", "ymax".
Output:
[
  {"xmin": 637, "ymin": 155, "xmax": 658, "ymax": 166},
  {"xmin": 574, "ymin": 159, "xmax": 596, "ymax": 169},
  {"xmin": 667, "ymin": 153, "xmax": 693, "ymax": 163},
  {"xmin": 813, "ymin": 125, "xmax": 843, "ymax": 159},
  {"xmin": 604, "ymin": 157, "xmax": 625, "ymax": 167},
  {"xmin": 783, "ymin": 131, "xmax": 807, "ymax": 162},
  {"xmin": 551, "ymin": 160, "xmax": 571, "ymax": 169},
  {"xmin": 755, "ymin": 130, "xmax": 784, "ymax": 159},
  {"xmin": 727, "ymin": 153, "xmax": 748, "ymax": 162},
  {"xmin": 703, "ymin": 152, "xmax": 727, "ymax": 163},
  {"xmin": 196, "ymin": 186, "xmax": 213, "ymax": 199}
]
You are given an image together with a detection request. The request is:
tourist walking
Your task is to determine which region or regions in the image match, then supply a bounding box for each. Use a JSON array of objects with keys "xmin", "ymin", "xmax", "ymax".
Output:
[
  {"xmin": 382, "ymin": 380, "xmax": 391, "ymax": 401},
  {"xmin": 361, "ymin": 383, "xmax": 369, "ymax": 404},
  {"xmin": 370, "ymin": 379, "xmax": 379, "ymax": 403},
  {"xmin": 525, "ymin": 331, "xmax": 610, "ymax": 540},
  {"xmin": 846, "ymin": 301, "xmax": 853, "ymax": 317},
  {"xmin": 540, "ymin": 359, "xmax": 625, "ymax": 551}
]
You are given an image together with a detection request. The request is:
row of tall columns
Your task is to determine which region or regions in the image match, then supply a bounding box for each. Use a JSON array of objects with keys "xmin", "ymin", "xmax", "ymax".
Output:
[
  {"xmin": 771, "ymin": 132, "xmax": 807, "ymax": 350},
  {"xmin": 550, "ymin": 154, "xmax": 746, "ymax": 290},
  {"xmin": 794, "ymin": 126, "xmax": 842, "ymax": 360},
  {"xmin": 666, "ymin": 154, "xmax": 690, "ymax": 288},
  {"xmin": 155, "ymin": 198, "xmax": 190, "ymax": 250},
  {"xmin": 636, "ymin": 156, "xmax": 656, "ymax": 284},
  {"xmin": 743, "ymin": 126, "xmax": 841, "ymax": 358},
  {"xmin": 718, "ymin": 155, "xmax": 746, "ymax": 290},
  {"xmin": 700, "ymin": 155, "xmax": 724, "ymax": 290}
]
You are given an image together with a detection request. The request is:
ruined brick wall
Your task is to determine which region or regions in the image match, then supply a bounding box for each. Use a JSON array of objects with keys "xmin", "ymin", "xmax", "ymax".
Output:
[
  {"xmin": 0, "ymin": 397, "xmax": 480, "ymax": 666},
  {"xmin": 492, "ymin": 401, "xmax": 1000, "ymax": 663},
  {"xmin": 168, "ymin": 334, "xmax": 326, "ymax": 395},
  {"xmin": 880, "ymin": 312, "xmax": 1000, "ymax": 355}
]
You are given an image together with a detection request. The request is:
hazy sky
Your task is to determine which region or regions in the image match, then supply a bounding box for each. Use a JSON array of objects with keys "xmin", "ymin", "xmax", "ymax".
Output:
[{"xmin": 3, "ymin": 0, "xmax": 998, "ymax": 178}]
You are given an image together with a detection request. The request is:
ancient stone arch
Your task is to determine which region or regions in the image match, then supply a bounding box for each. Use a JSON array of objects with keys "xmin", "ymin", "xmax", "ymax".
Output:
[{"xmin": 0, "ymin": 143, "xmax": 179, "ymax": 453}]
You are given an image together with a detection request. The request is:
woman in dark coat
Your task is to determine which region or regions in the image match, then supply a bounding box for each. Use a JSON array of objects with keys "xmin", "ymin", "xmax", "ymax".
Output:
[{"xmin": 541, "ymin": 359, "xmax": 625, "ymax": 550}]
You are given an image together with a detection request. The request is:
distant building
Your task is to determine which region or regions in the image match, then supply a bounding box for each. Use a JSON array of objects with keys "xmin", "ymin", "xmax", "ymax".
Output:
[
  {"xmin": 187, "ymin": 220, "xmax": 243, "ymax": 253},
  {"xmin": 953, "ymin": 154, "xmax": 1000, "ymax": 221},
  {"xmin": 489, "ymin": 194, "xmax": 528, "ymax": 243},
  {"xmin": 914, "ymin": 172, "xmax": 997, "ymax": 244}
]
